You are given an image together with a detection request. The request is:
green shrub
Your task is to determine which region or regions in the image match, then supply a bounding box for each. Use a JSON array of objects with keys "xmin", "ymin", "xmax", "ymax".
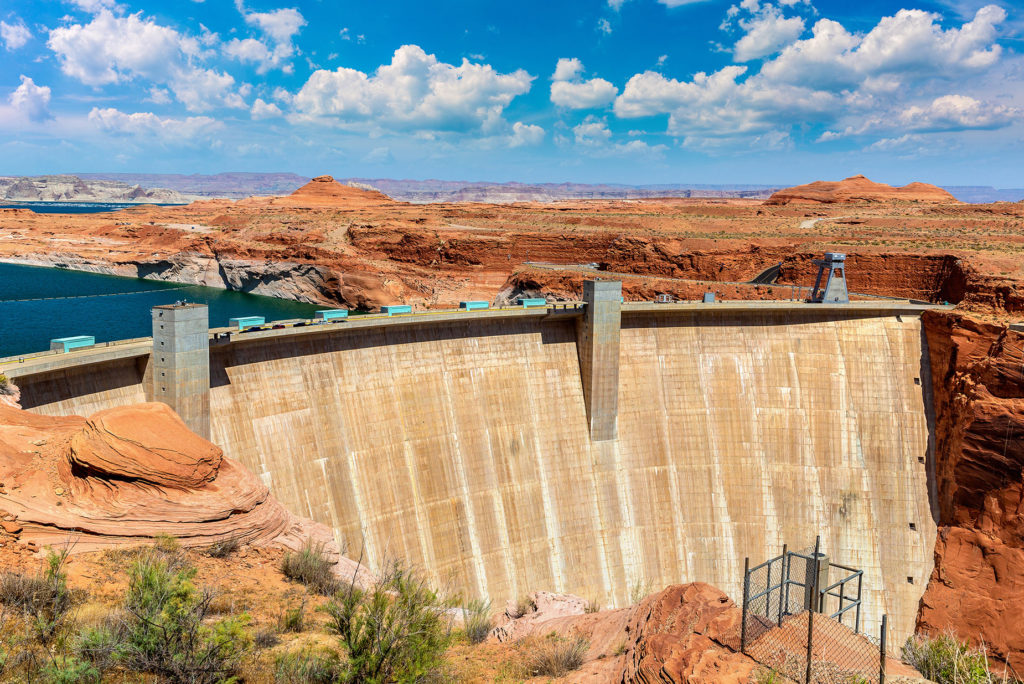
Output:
[
  {"xmin": 205, "ymin": 535, "xmax": 241, "ymax": 558},
  {"xmin": 755, "ymin": 667, "xmax": 784, "ymax": 684},
  {"xmin": 462, "ymin": 598, "xmax": 491, "ymax": 645},
  {"xmin": 274, "ymin": 648, "xmax": 345, "ymax": 684},
  {"xmin": 526, "ymin": 633, "xmax": 589, "ymax": 677},
  {"xmin": 508, "ymin": 595, "xmax": 536, "ymax": 619},
  {"xmin": 585, "ymin": 597, "xmax": 601, "ymax": 614},
  {"xmin": 254, "ymin": 628, "xmax": 281, "ymax": 649},
  {"xmin": 281, "ymin": 540, "xmax": 339, "ymax": 596},
  {"xmin": 117, "ymin": 551, "xmax": 252, "ymax": 683},
  {"xmin": 0, "ymin": 547, "xmax": 73, "ymax": 641},
  {"xmin": 323, "ymin": 560, "xmax": 454, "ymax": 683},
  {"xmin": 277, "ymin": 602, "xmax": 306, "ymax": 633},
  {"xmin": 73, "ymin": 622, "xmax": 124, "ymax": 672},
  {"xmin": 902, "ymin": 633, "xmax": 1002, "ymax": 684},
  {"xmin": 39, "ymin": 655, "xmax": 100, "ymax": 684},
  {"xmin": 629, "ymin": 578, "xmax": 652, "ymax": 605},
  {"xmin": 152, "ymin": 533, "xmax": 180, "ymax": 554}
]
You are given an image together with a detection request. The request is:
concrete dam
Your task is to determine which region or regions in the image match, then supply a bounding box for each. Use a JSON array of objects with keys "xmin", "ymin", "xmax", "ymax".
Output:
[{"xmin": 1, "ymin": 285, "xmax": 939, "ymax": 644}]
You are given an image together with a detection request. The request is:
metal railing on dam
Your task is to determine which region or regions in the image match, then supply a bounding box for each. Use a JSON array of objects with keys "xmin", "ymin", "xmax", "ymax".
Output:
[{"xmin": 2, "ymin": 293, "xmax": 947, "ymax": 646}]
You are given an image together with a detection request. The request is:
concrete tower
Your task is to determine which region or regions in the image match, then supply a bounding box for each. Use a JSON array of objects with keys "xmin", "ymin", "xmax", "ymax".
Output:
[
  {"xmin": 810, "ymin": 252, "xmax": 849, "ymax": 304},
  {"xmin": 578, "ymin": 280, "xmax": 622, "ymax": 441},
  {"xmin": 151, "ymin": 303, "xmax": 210, "ymax": 440}
]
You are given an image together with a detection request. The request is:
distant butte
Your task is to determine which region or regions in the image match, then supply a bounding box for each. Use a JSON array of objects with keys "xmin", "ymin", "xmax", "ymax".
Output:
[
  {"xmin": 254, "ymin": 174, "xmax": 393, "ymax": 207},
  {"xmin": 766, "ymin": 174, "xmax": 957, "ymax": 205}
]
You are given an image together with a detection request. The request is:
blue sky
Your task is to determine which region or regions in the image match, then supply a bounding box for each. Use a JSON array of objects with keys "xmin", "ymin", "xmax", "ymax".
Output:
[{"xmin": 1, "ymin": 0, "xmax": 1022, "ymax": 186}]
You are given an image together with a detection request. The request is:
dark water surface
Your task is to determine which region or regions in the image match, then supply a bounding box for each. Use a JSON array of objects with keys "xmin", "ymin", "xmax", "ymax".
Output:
[
  {"xmin": 0, "ymin": 262, "xmax": 320, "ymax": 358},
  {"xmin": 1, "ymin": 202, "xmax": 187, "ymax": 214}
]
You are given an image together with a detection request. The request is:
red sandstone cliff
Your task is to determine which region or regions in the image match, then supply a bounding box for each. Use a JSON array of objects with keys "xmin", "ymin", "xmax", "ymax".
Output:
[
  {"xmin": 767, "ymin": 175, "xmax": 957, "ymax": 205},
  {"xmin": 920, "ymin": 311, "xmax": 1024, "ymax": 675}
]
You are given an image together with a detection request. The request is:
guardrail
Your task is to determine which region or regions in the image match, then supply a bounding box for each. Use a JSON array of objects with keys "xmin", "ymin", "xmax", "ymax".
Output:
[{"xmin": 0, "ymin": 336, "xmax": 152, "ymax": 366}]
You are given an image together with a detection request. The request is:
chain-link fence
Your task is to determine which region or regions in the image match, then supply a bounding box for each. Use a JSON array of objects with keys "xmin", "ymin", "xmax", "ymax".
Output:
[{"xmin": 741, "ymin": 538, "xmax": 892, "ymax": 684}]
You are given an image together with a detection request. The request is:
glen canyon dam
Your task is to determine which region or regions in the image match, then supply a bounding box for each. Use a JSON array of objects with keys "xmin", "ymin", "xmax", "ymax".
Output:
[{"xmin": 2, "ymin": 281, "xmax": 940, "ymax": 646}]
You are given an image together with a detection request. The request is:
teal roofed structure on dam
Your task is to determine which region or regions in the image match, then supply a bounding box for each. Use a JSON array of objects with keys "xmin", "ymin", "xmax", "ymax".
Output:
[
  {"xmin": 229, "ymin": 316, "xmax": 265, "ymax": 330},
  {"xmin": 49, "ymin": 335, "xmax": 95, "ymax": 352},
  {"xmin": 315, "ymin": 309, "xmax": 348, "ymax": 322}
]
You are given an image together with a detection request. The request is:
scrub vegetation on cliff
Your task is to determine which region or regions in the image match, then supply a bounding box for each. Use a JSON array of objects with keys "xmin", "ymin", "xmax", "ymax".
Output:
[{"xmin": 0, "ymin": 538, "xmax": 462, "ymax": 684}]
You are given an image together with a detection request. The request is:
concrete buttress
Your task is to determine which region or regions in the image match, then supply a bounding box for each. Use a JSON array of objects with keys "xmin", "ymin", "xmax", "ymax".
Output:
[{"xmin": 578, "ymin": 280, "xmax": 622, "ymax": 441}]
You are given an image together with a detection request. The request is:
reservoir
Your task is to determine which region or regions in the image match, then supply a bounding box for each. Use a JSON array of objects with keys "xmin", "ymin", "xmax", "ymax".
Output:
[
  {"xmin": 0, "ymin": 202, "xmax": 187, "ymax": 214},
  {"xmin": 0, "ymin": 262, "xmax": 320, "ymax": 358}
]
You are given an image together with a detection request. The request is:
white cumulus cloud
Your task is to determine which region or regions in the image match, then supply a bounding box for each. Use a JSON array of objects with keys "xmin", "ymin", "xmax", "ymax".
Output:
[
  {"xmin": 292, "ymin": 44, "xmax": 533, "ymax": 133},
  {"xmin": 251, "ymin": 97, "xmax": 282, "ymax": 120},
  {"xmin": 573, "ymin": 117, "xmax": 614, "ymax": 145},
  {"xmin": 898, "ymin": 94, "xmax": 1017, "ymax": 132},
  {"xmin": 509, "ymin": 121, "xmax": 545, "ymax": 147},
  {"xmin": 760, "ymin": 5, "xmax": 1006, "ymax": 89},
  {"xmin": 9, "ymin": 76, "xmax": 51, "ymax": 122},
  {"xmin": 730, "ymin": 4, "xmax": 805, "ymax": 62},
  {"xmin": 88, "ymin": 107, "xmax": 223, "ymax": 140},
  {"xmin": 550, "ymin": 58, "xmax": 618, "ymax": 109},
  {"xmin": 1, "ymin": 20, "xmax": 31, "ymax": 51},
  {"xmin": 613, "ymin": 4, "xmax": 1015, "ymax": 146},
  {"xmin": 227, "ymin": 2, "xmax": 305, "ymax": 74},
  {"xmin": 68, "ymin": 0, "xmax": 120, "ymax": 13},
  {"xmin": 47, "ymin": 10, "xmax": 244, "ymax": 112}
]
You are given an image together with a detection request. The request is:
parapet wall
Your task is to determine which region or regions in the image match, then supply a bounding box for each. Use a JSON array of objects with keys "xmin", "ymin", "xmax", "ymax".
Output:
[{"xmin": 4, "ymin": 302, "xmax": 937, "ymax": 644}]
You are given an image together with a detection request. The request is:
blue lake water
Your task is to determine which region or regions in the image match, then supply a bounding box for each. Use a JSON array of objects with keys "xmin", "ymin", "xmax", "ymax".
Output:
[
  {"xmin": 0, "ymin": 262, "xmax": 322, "ymax": 358},
  {"xmin": 0, "ymin": 202, "xmax": 187, "ymax": 214}
]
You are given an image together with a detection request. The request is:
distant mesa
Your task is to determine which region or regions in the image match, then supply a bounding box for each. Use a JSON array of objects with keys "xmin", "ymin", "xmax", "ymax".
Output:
[
  {"xmin": 766, "ymin": 174, "xmax": 957, "ymax": 205},
  {"xmin": 261, "ymin": 173, "xmax": 393, "ymax": 206}
]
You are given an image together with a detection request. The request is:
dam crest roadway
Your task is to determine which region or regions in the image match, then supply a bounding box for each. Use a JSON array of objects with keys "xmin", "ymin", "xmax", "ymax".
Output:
[{"xmin": 1, "ymin": 287, "xmax": 950, "ymax": 647}]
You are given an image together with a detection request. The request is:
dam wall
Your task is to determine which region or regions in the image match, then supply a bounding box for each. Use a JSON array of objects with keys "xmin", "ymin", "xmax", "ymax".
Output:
[{"xmin": 4, "ymin": 301, "xmax": 938, "ymax": 643}]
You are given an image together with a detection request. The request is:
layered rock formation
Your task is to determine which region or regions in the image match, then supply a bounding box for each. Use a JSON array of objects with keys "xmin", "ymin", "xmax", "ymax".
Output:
[
  {"xmin": 491, "ymin": 583, "xmax": 759, "ymax": 683},
  {"xmin": 0, "ymin": 400, "xmax": 347, "ymax": 562},
  {"xmin": 2, "ymin": 177, "xmax": 1023, "ymax": 317},
  {"xmin": 0, "ymin": 175, "xmax": 188, "ymax": 204},
  {"xmin": 256, "ymin": 174, "xmax": 392, "ymax": 207},
  {"xmin": 767, "ymin": 175, "xmax": 956, "ymax": 205},
  {"xmin": 919, "ymin": 312, "xmax": 1024, "ymax": 674},
  {"xmin": 490, "ymin": 583, "xmax": 919, "ymax": 683}
]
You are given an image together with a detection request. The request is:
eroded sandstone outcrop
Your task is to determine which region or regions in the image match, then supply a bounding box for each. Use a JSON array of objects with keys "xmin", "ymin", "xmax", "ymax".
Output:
[
  {"xmin": 767, "ymin": 175, "xmax": 957, "ymax": 205},
  {"xmin": 491, "ymin": 583, "xmax": 760, "ymax": 683},
  {"xmin": 257, "ymin": 174, "xmax": 392, "ymax": 207},
  {"xmin": 920, "ymin": 311, "xmax": 1024, "ymax": 674},
  {"xmin": 0, "ymin": 401, "xmax": 352, "ymax": 572}
]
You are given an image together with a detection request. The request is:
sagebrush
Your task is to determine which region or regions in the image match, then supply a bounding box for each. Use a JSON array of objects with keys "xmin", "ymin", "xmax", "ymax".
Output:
[
  {"xmin": 902, "ymin": 633, "xmax": 1016, "ymax": 684},
  {"xmin": 323, "ymin": 560, "xmax": 454, "ymax": 683},
  {"xmin": 281, "ymin": 540, "xmax": 339, "ymax": 596}
]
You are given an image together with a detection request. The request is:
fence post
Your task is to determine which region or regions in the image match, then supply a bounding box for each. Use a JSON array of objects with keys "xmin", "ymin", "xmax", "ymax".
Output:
[
  {"xmin": 777, "ymin": 544, "xmax": 788, "ymax": 627},
  {"xmin": 855, "ymin": 573, "xmax": 862, "ymax": 634},
  {"xmin": 805, "ymin": 536, "xmax": 820, "ymax": 684},
  {"xmin": 880, "ymin": 614, "xmax": 888, "ymax": 684},
  {"xmin": 741, "ymin": 556, "xmax": 750, "ymax": 653}
]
